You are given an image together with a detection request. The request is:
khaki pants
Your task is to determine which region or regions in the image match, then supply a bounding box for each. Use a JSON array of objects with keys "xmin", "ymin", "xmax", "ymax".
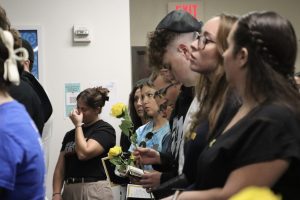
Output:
[{"xmin": 62, "ymin": 180, "xmax": 113, "ymax": 200}]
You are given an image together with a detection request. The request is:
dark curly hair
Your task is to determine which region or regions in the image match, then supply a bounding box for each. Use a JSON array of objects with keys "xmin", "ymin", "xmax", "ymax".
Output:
[
  {"xmin": 147, "ymin": 29, "xmax": 180, "ymax": 70},
  {"xmin": 77, "ymin": 86, "xmax": 110, "ymax": 113}
]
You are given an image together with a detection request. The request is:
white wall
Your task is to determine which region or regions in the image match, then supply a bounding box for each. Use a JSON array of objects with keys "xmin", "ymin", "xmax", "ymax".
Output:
[
  {"xmin": 1, "ymin": 0, "xmax": 131, "ymax": 199},
  {"xmin": 130, "ymin": 0, "xmax": 300, "ymax": 71}
]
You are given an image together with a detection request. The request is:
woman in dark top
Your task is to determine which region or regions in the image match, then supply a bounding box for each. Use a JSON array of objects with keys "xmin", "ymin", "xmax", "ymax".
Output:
[
  {"xmin": 176, "ymin": 11, "xmax": 300, "ymax": 200},
  {"xmin": 52, "ymin": 86, "xmax": 116, "ymax": 200},
  {"xmin": 120, "ymin": 79, "xmax": 148, "ymax": 151},
  {"xmin": 135, "ymin": 14, "xmax": 240, "ymax": 199}
]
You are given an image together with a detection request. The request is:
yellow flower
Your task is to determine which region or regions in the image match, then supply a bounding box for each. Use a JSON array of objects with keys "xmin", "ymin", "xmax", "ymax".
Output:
[
  {"xmin": 111, "ymin": 103, "xmax": 127, "ymax": 118},
  {"xmin": 229, "ymin": 187, "xmax": 281, "ymax": 200},
  {"xmin": 108, "ymin": 146, "xmax": 122, "ymax": 158}
]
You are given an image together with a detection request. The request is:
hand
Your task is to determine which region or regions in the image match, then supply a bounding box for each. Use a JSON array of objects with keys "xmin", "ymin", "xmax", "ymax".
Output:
[
  {"xmin": 69, "ymin": 109, "xmax": 83, "ymax": 127},
  {"xmin": 140, "ymin": 171, "xmax": 162, "ymax": 189},
  {"xmin": 133, "ymin": 147, "xmax": 161, "ymax": 165},
  {"xmin": 52, "ymin": 193, "xmax": 62, "ymax": 200}
]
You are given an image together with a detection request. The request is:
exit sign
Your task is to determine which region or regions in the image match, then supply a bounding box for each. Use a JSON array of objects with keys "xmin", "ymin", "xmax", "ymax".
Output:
[{"xmin": 168, "ymin": 1, "xmax": 203, "ymax": 20}]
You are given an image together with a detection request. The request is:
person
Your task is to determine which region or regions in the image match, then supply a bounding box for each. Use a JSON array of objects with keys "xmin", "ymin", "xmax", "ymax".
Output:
[
  {"xmin": 183, "ymin": 13, "xmax": 239, "ymax": 185},
  {"xmin": 175, "ymin": 11, "xmax": 300, "ymax": 200},
  {"xmin": 120, "ymin": 78, "xmax": 149, "ymax": 152},
  {"xmin": 140, "ymin": 9, "xmax": 202, "ymax": 189},
  {"xmin": 20, "ymin": 38, "xmax": 53, "ymax": 124},
  {"xmin": 4, "ymin": 28, "xmax": 45, "ymax": 134},
  {"xmin": 52, "ymin": 86, "xmax": 116, "ymax": 200},
  {"xmin": 134, "ymin": 14, "xmax": 240, "ymax": 198},
  {"xmin": 0, "ymin": 27, "xmax": 45, "ymax": 199},
  {"xmin": 128, "ymin": 81, "xmax": 170, "ymax": 171},
  {"xmin": 150, "ymin": 69, "xmax": 181, "ymax": 120}
]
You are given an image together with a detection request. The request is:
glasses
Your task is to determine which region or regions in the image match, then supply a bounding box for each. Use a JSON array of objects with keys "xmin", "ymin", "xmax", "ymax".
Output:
[
  {"xmin": 195, "ymin": 32, "xmax": 216, "ymax": 50},
  {"xmin": 154, "ymin": 83, "xmax": 175, "ymax": 99},
  {"xmin": 139, "ymin": 132, "xmax": 154, "ymax": 148}
]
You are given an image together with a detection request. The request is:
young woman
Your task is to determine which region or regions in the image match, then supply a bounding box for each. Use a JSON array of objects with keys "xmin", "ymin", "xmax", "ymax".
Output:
[
  {"xmin": 120, "ymin": 79, "xmax": 149, "ymax": 151},
  {"xmin": 176, "ymin": 11, "xmax": 300, "ymax": 200},
  {"xmin": 0, "ymin": 28, "xmax": 45, "ymax": 199},
  {"xmin": 129, "ymin": 81, "xmax": 170, "ymax": 167},
  {"xmin": 52, "ymin": 87, "xmax": 116, "ymax": 200}
]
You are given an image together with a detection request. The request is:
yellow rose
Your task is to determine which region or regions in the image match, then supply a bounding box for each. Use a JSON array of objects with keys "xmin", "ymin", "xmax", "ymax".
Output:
[
  {"xmin": 108, "ymin": 146, "xmax": 122, "ymax": 158},
  {"xmin": 229, "ymin": 187, "xmax": 281, "ymax": 200},
  {"xmin": 111, "ymin": 103, "xmax": 126, "ymax": 118}
]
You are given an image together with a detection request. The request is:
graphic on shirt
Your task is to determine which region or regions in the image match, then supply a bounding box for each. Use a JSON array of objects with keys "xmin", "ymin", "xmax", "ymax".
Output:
[
  {"xmin": 65, "ymin": 141, "xmax": 76, "ymax": 155},
  {"xmin": 170, "ymin": 116, "xmax": 184, "ymax": 160}
]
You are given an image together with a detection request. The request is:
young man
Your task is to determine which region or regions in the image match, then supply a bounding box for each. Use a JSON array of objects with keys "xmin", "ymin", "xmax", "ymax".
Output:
[{"xmin": 136, "ymin": 10, "xmax": 202, "ymax": 197}]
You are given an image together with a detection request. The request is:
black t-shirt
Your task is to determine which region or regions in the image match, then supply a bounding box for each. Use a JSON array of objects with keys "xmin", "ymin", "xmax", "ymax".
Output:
[
  {"xmin": 184, "ymin": 90, "xmax": 240, "ymax": 184},
  {"xmin": 158, "ymin": 86, "xmax": 194, "ymax": 183},
  {"xmin": 22, "ymin": 71, "xmax": 53, "ymax": 122},
  {"xmin": 9, "ymin": 79, "xmax": 44, "ymax": 134},
  {"xmin": 61, "ymin": 120, "xmax": 116, "ymax": 180},
  {"xmin": 195, "ymin": 104, "xmax": 300, "ymax": 200}
]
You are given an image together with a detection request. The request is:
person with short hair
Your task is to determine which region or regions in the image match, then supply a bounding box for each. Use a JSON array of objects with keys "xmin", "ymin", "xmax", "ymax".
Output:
[{"xmin": 137, "ymin": 10, "xmax": 202, "ymax": 190}]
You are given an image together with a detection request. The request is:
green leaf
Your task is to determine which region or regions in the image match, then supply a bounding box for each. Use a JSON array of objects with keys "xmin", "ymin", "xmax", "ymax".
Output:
[
  {"xmin": 119, "ymin": 119, "xmax": 133, "ymax": 137},
  {"xmin": 130, "ymin": 133, "xmax": 137, "ymax": 146},
  {"xmin": 109, "ymin": 157, "xmax": 123, "ymax": 166}
]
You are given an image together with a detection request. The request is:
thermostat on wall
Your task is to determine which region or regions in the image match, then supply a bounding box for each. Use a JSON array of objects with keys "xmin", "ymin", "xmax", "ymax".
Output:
[{"xmin": 73, "ymin": 25, "xmax": 91, "ymax": 43}]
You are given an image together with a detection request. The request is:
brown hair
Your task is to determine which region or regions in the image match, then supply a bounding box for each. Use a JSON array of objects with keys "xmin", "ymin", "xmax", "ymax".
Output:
[
  {"xmin": 187, "ymin": 13, "xmax": 238, "ymax": 139},
  {"xmin": 0, "ymin": 5, "xmax": 10, "ymax": 30},
  {"xmin": 77, "ymin": 86, "xmax": 109, "ymax": 113}
]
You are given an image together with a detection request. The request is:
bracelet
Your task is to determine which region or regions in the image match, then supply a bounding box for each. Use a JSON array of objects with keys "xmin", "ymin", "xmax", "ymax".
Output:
[
  {"xmin": 52, "ymin": 193, "xmax": 61, "ymax": 197},
  {"xmin": 76, "ymin": 123, "xmax": 84, "ymax": 128}
]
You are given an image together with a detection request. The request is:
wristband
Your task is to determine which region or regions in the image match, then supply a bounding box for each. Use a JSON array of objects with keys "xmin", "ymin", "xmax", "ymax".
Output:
[
  {"xmin": 52, "ymin": 193, "xmax": 61, "ymax": 197},
  {"xmin": 76, "ymin": 123, "xmax": 84, "ymax": 128}
]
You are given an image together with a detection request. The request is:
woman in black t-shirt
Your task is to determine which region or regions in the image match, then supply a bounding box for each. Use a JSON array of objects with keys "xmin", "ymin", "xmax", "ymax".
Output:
[
  {"xmin": 52, "ymin": 86, "xmax": 116, "ymax": 200},
  {"xmin": 176, "ymin": 11, "xmax": 300, "ymax": 200}
]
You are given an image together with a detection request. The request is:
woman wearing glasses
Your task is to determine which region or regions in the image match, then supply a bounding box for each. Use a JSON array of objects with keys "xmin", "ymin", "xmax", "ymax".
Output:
[
  {"xmin": 175, "ymin": 11, "xmax": 300, "ymax": 200},
  {"xmin": 128, "ymin": 80, "xmax": 170, "ymax": 172}
]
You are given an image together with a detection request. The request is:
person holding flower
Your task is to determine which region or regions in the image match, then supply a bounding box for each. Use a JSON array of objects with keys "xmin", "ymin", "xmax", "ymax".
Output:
[
  {"xmin": 52, "ymin": 86, "xmax": 116, "ymax": 200},
  {"xmin": 170, "ymin": 11, "xmax": 300, "ymax": 200},
  {"xmin": 129, "ymin": 81, "xmax": 170, "ymax": 171},
  {"xmin": 120, "ymin": 78, "xmax": 149, "ymax": 152}
]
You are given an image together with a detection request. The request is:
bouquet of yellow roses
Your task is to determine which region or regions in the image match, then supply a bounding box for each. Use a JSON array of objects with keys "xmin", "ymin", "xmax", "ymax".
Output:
[
  {"xmin": 108, "ymin": 146, "xmax": 135, "ymax": 176},
  {"xmin": 109, "ymin": 103, "xmax": 139, "ymax": 176}
]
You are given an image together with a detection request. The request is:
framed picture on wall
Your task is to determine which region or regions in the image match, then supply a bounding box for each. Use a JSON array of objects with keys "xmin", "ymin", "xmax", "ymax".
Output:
[{"xmin": 17, "ymin": 26, "xmax": 41, "ymax": 80}]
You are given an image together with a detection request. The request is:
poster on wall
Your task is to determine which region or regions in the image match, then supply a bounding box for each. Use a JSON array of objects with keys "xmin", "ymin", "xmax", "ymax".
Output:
[
  {"xmin": 65, "ymin": 83, "xmax": 81, "ymax": 117},
  {"xmin": 168, "ymin": 1, "xmax": 204, "ymax": 21},
  {"xmin": 19, "ymin": 29, "xmax": 39, "ymax": 79}
]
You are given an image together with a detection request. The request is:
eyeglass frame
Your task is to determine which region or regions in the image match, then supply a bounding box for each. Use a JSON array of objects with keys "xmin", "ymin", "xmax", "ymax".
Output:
[
  {"xmin": 154, "ymin": 82, "xmax": 179, "ymax": 99},
  {"xmin": 195, "ymin": 32, "xmax": 216, "ymax": 50}
]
